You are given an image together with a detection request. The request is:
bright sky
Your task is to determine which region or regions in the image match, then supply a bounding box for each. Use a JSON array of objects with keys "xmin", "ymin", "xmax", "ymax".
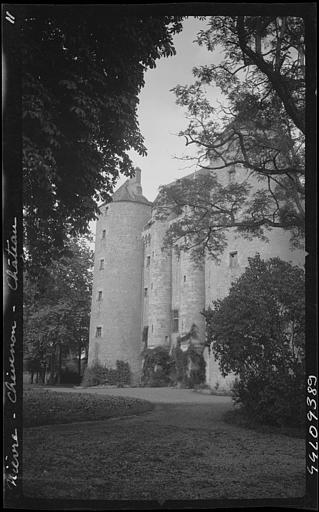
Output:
[{"xmin": 122, "ymin": 16, "xmax": 223, "ymax": 201}]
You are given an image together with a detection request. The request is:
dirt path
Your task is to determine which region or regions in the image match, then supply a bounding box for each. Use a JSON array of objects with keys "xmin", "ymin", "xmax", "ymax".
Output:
[{"xmin": 23, "ymin": 388, "xmax": 305, "ymax": 501}]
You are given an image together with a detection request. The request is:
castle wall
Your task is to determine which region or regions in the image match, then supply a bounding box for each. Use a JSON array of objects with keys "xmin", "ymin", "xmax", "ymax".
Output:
[
  {"xmin": 146, "ymin": 219, "xmax": 172, "ymax": 348},
  {"xmin": 178, "ymin": 252, "xmax": 206, "ymax": 342},
  {"xmin": 141, "ymin": 229, "xmax": 151, "ymax": 347},
  {"xmin": 88, "ymin": 199, "xmax": 151, "ymax": 385}
]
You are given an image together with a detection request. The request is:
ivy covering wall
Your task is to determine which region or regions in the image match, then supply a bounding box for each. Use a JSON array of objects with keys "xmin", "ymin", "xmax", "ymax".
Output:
[{"xmin": 141, "ymin": 325, "xmax": 206, "ymax": 388}]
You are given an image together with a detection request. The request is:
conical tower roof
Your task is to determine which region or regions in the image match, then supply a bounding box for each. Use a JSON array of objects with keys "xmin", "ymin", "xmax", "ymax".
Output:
[{"xmin": 113, "ymin": 167, "xmax": 152, "ymax": 205}]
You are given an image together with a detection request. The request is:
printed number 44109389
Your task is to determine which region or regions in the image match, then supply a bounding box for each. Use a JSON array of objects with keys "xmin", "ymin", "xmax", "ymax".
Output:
[{"xmin": 307, "ymin": 376, "xmax": 318, "ymax": 475}]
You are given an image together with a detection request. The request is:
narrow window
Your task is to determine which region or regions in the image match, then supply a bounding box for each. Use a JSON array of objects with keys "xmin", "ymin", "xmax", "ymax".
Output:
[
  {"xmin": 228, "ymin": 168, "xmax": 236, "ymax": 184},
  {"xmin": 229, "ymin": 251, "xmax": 238, "ymax": 268},
  {"xmin": 151, "ymin": 282, "xmax": 153, "ymax": 290},
  {"xmin": 172, "ymin": 310, "xmax": 179, "ymax": 333},
  {"xmin": 183, "ymin": 275, "xmax": 186, "ymax": 282},
  {"xmin": 102, "ymin": 229, "xmax": 106, "ymax": 239},
  {"xmin": 144, "ymin": 288, "xmax": 148, "ymax": 297},
  {"xmin": 142, "ymin": 326, "xmax": 148, "ymax": 344},
  {"xmin": 97, "ymin": 291, "xmax": 103, "ymax": 301},
  {"xmin": 96, "ymin": 326, "xmax": 102, "ymax": 338},
  {"xmin": 146, "ymin": 256, "xmax": 150, "ymax": 267},
  {"xmin": 99, "ymin": 259, "xmax": 104, "ymax": 270},
  {"xmin": 151, "ymin": 324, "xmax": 154, "ymax": 333}
]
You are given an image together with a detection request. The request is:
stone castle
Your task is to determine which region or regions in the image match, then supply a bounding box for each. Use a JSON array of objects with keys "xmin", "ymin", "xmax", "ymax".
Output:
[{"xmin": 88, "ymin": 167, "xmax": 304, "ymax": 388}]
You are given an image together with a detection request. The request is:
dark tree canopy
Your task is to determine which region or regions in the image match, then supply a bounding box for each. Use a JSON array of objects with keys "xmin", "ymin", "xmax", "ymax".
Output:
[
  {"xmin": 23, "ymin": 236, "xmax": 93, "ymax": 383},
  {"xmin": 168, "ymin": 16, "xmax": 305, "ymax": 261},
  {"xmin": 22, "ymin": 6, "xmax": 184, "ymax": 267}
]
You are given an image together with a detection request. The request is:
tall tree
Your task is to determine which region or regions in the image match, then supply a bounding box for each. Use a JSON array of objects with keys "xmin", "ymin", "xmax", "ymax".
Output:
[
  {"xmin": 23, "ymin": 237, "xmax": 93, "ymax": 384},
  {"xmin": 166, "ymin": 16, "xmax": 305, "ymax": 261},
  {"xmin": 203, "ymin": 254, "xmax": 305, "ymax": 427},
  {"xmin": 22, "ymin": 6, "xmax": 184, "ymax": 268}
]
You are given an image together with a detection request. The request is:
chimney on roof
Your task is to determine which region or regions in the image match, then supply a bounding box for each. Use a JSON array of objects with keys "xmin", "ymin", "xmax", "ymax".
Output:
[{"xmin": 134, "ymin": 167, "xmax": 141, "ymax": 184}]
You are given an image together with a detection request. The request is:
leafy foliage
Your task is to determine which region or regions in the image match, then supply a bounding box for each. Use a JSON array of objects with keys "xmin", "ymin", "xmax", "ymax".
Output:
[
  {"xmin": 22, "ymin": 6, "xmax": 184, "ymax": 266},
  {"xmin": 169, "ymin": 16, "xmax": 305, "ymax": 261},
  {"xmin": 155, "ymin": 171, "xmax": 252, "ymax": 263},
  {"xmin": 172, "ymin": 331, "xmax": 206, "ymax": 388},
  {"xmin": 23, "ymin": 237, "xmax": 93, "ymax": 384},
  {"xmin": 203, "ymin": 254, "xmax": 305, "ymax": 427},
  {"xmin": 82, "ymin": 360, "xmax": 131, "ymax": 387},
  {"xmin": 141, "ymin": 326, "xmax": 206, "ymax": 388},
  {"xmin": 141, "ymin": 346, "xmax": 175, "ymax": 387}
]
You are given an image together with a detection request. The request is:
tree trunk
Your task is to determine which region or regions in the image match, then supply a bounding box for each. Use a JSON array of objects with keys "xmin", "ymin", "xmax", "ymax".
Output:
[
  {"xmin": 57, "ymin": 343, "xmax": 62, "ymax": 385},
  {"xmin": 78, "ymin": 343, "xmax": 81, "ymax": 376}
]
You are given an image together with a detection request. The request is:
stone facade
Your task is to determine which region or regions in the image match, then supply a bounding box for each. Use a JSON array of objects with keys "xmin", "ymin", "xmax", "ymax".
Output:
[
  {"xmin": 88, "ymin": 170, "xmax": 152, "ymax": 385},
  {"xmin": 88, "ymin": 167, "xmax": 305, "ymax": 389}
]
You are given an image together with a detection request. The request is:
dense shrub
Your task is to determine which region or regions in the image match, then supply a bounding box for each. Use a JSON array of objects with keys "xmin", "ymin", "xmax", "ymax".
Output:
[
  {"xmin": 141, "ymin": 325, "xmax": 206, "ymax": 388},
  {"xmin": 204, "ymin": 254, "xmax": 305, "ymax": 428},
  {"xmin": 232, "ymin": 365, "xmax": 305, "ymax": 428},
  {"xmin": 82, "ymin": 360, "xmax": 131, "ymax": 387},
  {"xmin": 60, "ymin": 368, "xmax": 82, "ymax": 385},
  {"xmin": 172, "ymin": 343, "xmax": 206, "ymax": 388},
  {"xmin": 141, "ymin": 346, "xmax": 175, "ymax": 387}
]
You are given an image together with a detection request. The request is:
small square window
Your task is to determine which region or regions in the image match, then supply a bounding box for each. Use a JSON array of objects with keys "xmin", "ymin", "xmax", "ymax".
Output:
[
  {"xmin": 97, "ymin": 291, "xmax": 103, "ymax": 301},
  {"xmin": 96, "ymin": 327, "xmax": 102, "ymax": 337},
  {"xmin": 99, "ymin": 259, "xmax": 104, "ymax": 270}
]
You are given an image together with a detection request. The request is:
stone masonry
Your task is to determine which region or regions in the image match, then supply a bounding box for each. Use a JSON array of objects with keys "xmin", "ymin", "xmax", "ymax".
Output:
[{"xmin": 88, "ymin": 167, "xmax": 305, "ymax": 389}]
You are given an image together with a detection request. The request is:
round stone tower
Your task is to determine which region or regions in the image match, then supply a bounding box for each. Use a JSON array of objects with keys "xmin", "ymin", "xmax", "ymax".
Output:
[{"xmin": 88, "ymin": 168, "xmax": 152, "ymax": 385}]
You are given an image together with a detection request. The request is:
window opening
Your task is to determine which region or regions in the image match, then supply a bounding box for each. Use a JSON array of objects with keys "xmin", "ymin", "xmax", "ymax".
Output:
[
  {"xmin": 172, "ymin": 310, "xmax": 179, "ymax": 333},
  {"xmin": 229, "ymin": 251, "xmax": 238, "ymax": 268}
]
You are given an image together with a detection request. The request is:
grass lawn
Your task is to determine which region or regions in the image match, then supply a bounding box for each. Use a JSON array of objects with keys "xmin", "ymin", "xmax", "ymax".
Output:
[
  {"xmin": 23, "ymin": 394, "xmax": 306, "ymax": 501},
  {"xmin": 23, "ymin": 387, "xmax": 154, "ymax": 427}
]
